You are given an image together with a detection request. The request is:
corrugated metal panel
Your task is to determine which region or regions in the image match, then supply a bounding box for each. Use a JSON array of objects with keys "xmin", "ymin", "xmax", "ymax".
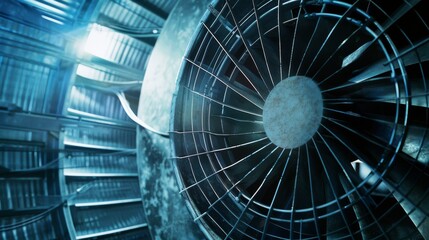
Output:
[
  {"xmin": 83, "ymin": 24, "xmax": 152, "ymax": 70},
  {"xmin": 71, "ymin": 203, "xmax": 147, "ymax": 239},
  {"xmin": 68, "ymin": 86, "xmax": 131, "ymax": 122},
  {"xmin": 0, "ymin": 214, "xmax": 57, "ymax": 240},
  {"xmin": 0, "ymin": 17, "xmax": 65, "ymax": 48},
  {"xmin": 0, "ymin": 16, "xmax": 68, "ymax": 114},
  {"xmin": 16, "ymin": 0, "xmax": 86, "ymax": 25},
  {"xmin": 66, "ymin": 178, "xmax": 141, "ymax": 204},
  {"xmin": 76, "ymin": 64, "xmax": 139, "ymax": 82},
  {"xmin": 63, "ymin": 151, "xmax": 138, "ymax": 176},
  {"xmin": 94, "ymin": 227, "xmax": 152, "ymax": 240},
  {"xmin": 0, "ymin": 58, "xmax": 54, "ymax": 113},
  {"xmin": 147, "ymin": 0, "xmax": 176, "ymax": 14},
  {"xmin": 0, "ymin": 178, "xmax": 47, "ymax": 210},
  {"xmin": 0, "ymin": 143, "xmax": 44, "ymax": 171},
  {"xmin": 0, "ymin": 0, "xmax": 180, "ymax": 239},
  {"xmin": 0, "ymin": 128, "xmax": 47, "ymax": 143},
  {"xmin": 63, "ymin": 125, "xmax": 136, "ymax": 150},
  {"xmin": 0, "ymin": 128, "xmax": 48, "ymax": 171},
  {"xmin": 100, "ymin": 0, "xmax": 164, "ymax": 30}
]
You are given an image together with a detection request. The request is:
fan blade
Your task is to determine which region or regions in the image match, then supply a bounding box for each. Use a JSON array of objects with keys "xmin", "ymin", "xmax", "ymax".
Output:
[
  {"xmin": 185, "ymin": 59, "xmax": 265, "ymax": 108},
  {"xmin": 380, "ymin": 152, "xmax": 429, "ymax": 238},
  {"xmin": 347, "ymin": 39, "xmax": 429, "ymax": 84},
  {"xmin": 402, "ymin": 126, "xmax": 429, "ymax": 165},
  {"xmin": 225, "ymin": 0, "xmax": 279, "ymax": 87},
  {"xmin": 226, "ymin": 144, "xmax": 279, "ymax": 191},
  {"xmin": 339, "ymin": 173, "xmax": 384, "ymax": 240},
  {"xmin": 310, "ymin": 137, "xmax": 361, "ymax": 238}
]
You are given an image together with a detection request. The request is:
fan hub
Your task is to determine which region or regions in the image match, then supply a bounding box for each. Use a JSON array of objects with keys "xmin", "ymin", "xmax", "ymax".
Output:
[{"xmin": 263, "ymin": 76, "xmax": 323, "ymax": 148}]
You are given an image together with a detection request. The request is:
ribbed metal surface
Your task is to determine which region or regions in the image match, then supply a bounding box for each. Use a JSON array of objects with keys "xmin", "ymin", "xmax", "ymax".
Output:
[
  {"xmin": 68, "ymin": 86, "xmax": 131, "ymax": 122},
  {"xmin": 67, "ymin": 178, "xmax": 141, "ymax": 204},
  {"xmin": 99, "ymin": 0, "xmax": 165, "ymax": 30},
  {"xmin": 145, "ymin": 0, "xmax": 176, "ymax": 15},
  {"xmin": 76, "ymin": 64, "xmax": 141, "ymax": 83},
  {"xmin": 0, "ymin": 143, "xmax": 44, "ymax": 171},
  {"xmin": 63, "ymin": 151, "xmax": 138, "ymax": 177},
  {"xmin": 60, "ymin": 128, "xmax": 151, "ymax": 239},
  {"xmin": 1, "ymin": 0, "xmax": 186, "ymax": 238},
  {"xmin": 84, "ymin": 23, "xmax": 152, "ymax": 70},
  {"xmin": 63, "ymin": 125, "xmax": 136, "ymax": 150},
  {"xmin": 71, "ymin": 203, "xmax": 147, "ymax": 239},
  {"xmin": 0, "ymin": 214, "xmax": 57, "ymax": 240},
  {"xmin": 0, "ymin": 4, "xmax": 68, "ymax": 114},
  {"xmin": 1, "ymin": 0, "xmax": 154, "ymax": 238},
  {"xmin": 16, "ymin": 0, "xmax": 86, "ymax": 25},
  {"xmin": 0, "ymin": 178, "xmax": 48, "ymax": 210},
  {"xmin": 0, "ymin": 127, "xmax": 62, "ymax": 239}
]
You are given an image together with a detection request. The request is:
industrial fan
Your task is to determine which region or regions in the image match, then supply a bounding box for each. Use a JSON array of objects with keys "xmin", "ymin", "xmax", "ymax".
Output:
[{"xmin": 171, "ymin": 0, "xmax": 429, "ymax": 239}]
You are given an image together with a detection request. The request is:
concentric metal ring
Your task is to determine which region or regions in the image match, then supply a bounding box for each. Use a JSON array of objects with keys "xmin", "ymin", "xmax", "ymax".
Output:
[{"xmin": 172, "ymin": 0, "xmax": 429, "ymax": 239}]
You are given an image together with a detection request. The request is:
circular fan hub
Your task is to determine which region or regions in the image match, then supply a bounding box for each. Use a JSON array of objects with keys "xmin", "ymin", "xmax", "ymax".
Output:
[{"xmin": 263, "ymin": 76, "xmax": 323, "ymax": 148}]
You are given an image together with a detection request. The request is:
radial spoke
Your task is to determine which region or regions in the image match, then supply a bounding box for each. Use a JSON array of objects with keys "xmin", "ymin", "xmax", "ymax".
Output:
[
  {"xmin": 317, "ymin": 128, "xmax": 391, "ymax": 238},
  {"xmin": 296, "ymin": 3, "xmax": 327, "ymax": 75},
  {"xmin": 381, "ymin": 152, "xmax": 429, "ymax": 216},
  {"xmin": 322, "ymin": 76, "xmax": 392, "ymax": 93},
  {"xmin": 277, "ymin": 0, "xmax": 283, "ymax": 81},
  {"xmin": 171, "ymin": 130, "xmax": 265, "ymax": 137},
  {"xmin": 327, "ymin": 100, "xmax": 429, "ymax": 129},
  {"xmin": 338, "ymin": 173, "xmax": 389, "ymax": 239},
  {"xmin": 324, "ymin": 93, "xmax": 429, "ymax": 104},
  {"xmin": 184, "ymin": 86, "xmax": 263, "ymax": 117},
  {"xmin": 384, "ymin": 37, "xmax": 429, "ymax": 65},
  {"xmin": 305, "ymin": 143, "xmax": 322, "ymax": 238},
  {"xmin": 312, "ymin": 24, "xmax": 365, "ymax": 81},
  {"xmin": 317, "ymin": 120, "xmax": 429, "ymax": 234},
  {"xmin": 185, "ymin": 58, "xmax": 265, "ymax": 108},
  {"xmin": 225, "ymin": 0, "xmax": 272, "ymax": 91},
  {"xmin": 323, "ymin": 116, "xmax": 390, "ymax": 150},
  {"xmin": 319, "ymin": 0, "xmax": 421, "ymax": 85},
  {"xmin": 378, "ymin": 0, "xmax": 421, "ymax": 32},
  {"xmin": 179, "ymin": 142, "xmax": 273, "ymax": 193},
  {"xmin": 194, "ymin": 146, "xmax": 280, "ymax": 221},
  {"xmin": 304, "ymin": 0, "xmax": 364, "ymax": 76},
  {"xmin": 347, "ymin": 38, "xmax": 429, "ymax": 84},
  {"xmin": 252, "ymin": 0, "xmax": 278, "ymax": 86},
  {"xmin": 175, "ymin": 136, "xmax": 268, "ymax": 160},
  {"xmin": 224, "ymin": 148, "xmax": 285, "ymax": 239},
  {"xmin": 323, "ymin": 107, "xmax": 394, "ymax": 126},
  {"xmin": 316, "ymin": 132, "xmax": 363, "ymax": 191},
  {"xmin": 288, "ymin": 4, "xmax": 303, "ymax": 77},
  {"xmin": 261, "ymin": 149, "xmax": 294, "ymax": 239},
  {"xmin": 311, "ymin": 137, "xmax": 356, "ymax": 239},
  {"xmin": 289, "ymin": 148, "xmax": 301, "ymax": 239},
  {"xmin": 212, "ymin": 115, "xmax": 263, "ymax": 124},
  {"xmin": 201, "ymin": 22, "xmax": 269, "ymax": 99}
]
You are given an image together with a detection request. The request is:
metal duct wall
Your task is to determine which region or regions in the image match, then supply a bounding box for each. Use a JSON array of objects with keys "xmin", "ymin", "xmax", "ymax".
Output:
[
  {"xmin": 0, "ymin": 0, "xmax": 179, "ymax": 239},
  {"xmin": 171, "ymin": 0, "xmax": 429, "ymax": 239}
]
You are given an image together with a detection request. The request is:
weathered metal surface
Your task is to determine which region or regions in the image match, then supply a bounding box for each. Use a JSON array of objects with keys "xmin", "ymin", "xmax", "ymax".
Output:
[
  {"xmin": 137, "ymin": 0, "xmax": 212, "ymax": 239},
  {"xmin": 138, "ymin": 0, "xmax": 212, "ymax": 134}
]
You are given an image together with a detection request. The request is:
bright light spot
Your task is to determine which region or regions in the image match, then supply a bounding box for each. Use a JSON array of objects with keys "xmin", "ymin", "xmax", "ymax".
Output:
[
  {"xmin": 76, "ymin": 64, "xmax": 97, "ymax": 79},
  {"xmin": 83, "ymin": 24, "xmax": 117, "ymax": 61},
  {"xmin": 351, "ymin": 159, "xmax": 362, "ymax": 164},
  {"xmin": 351, "ymin": 159, "xmax": 389, "ymax": 193},
  {"xmin": 152, "ymin": 29, "xmax": 159, "ymax": 34},
  {"xmin": 41, "ymin": 15, "xmax": 64, "ymax": 25}
]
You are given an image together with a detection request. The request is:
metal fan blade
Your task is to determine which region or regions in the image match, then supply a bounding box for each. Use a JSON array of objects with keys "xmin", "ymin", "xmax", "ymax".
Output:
[
  {"xmin": 348, "ymin": 39, "xmax": 429, "ymax": 84},
  {"xmin": 380, "ymin": 152, "xmax": 429, "ymax": 238}
]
